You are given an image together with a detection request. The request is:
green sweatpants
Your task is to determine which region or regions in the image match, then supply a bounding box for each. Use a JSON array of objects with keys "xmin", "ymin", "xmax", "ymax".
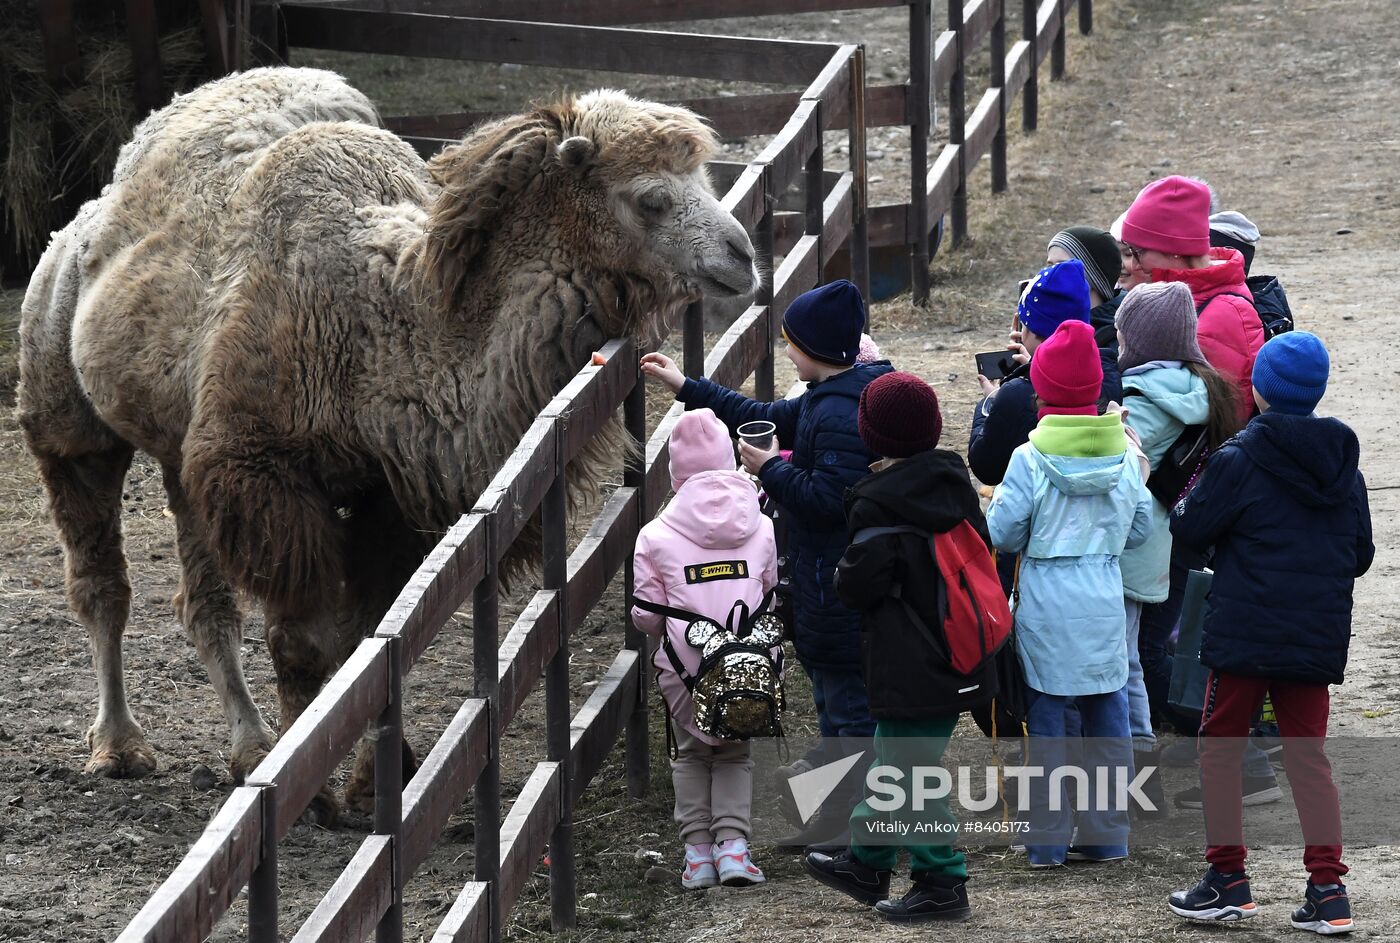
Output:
[{"xmin": 849, "ymin": 715, "xmax": 966, "ymax": 878}]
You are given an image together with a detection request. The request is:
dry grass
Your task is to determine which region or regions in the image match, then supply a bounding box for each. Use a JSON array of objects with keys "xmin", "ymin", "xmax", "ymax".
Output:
[{"xmin": 0, "ymin": 23, "xmax": 207, "ymax": 267}]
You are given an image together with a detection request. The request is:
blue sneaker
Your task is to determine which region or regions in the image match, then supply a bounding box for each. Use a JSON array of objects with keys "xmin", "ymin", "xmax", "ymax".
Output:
[
  {"xmin": 1291, "ymin": 882, "xmax": 1354, "ymax": 935},
  {"xmin": 1168, "ymin": 867, "xmax": 1258, "ymax": 922}
]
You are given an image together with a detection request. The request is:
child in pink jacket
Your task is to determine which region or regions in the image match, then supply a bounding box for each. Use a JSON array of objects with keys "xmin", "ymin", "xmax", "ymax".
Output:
[{"xmin": 632, "ymin": 408, "xmax": 778, "ymax": 890}]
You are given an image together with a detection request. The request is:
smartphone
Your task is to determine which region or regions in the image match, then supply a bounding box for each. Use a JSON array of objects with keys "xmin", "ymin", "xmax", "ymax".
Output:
[{"xmin": 975, "ymin": 350, "xmax": 1015, "ymax": 381}]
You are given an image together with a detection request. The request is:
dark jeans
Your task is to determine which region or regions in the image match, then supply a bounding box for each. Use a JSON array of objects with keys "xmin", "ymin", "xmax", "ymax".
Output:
[
  {"xmin": 802, "ymin": 666, "xmax": 876, "ymax": 766},
  {"xmin": 1138, "ymin": 544, "xmax": 1207, "ymax": 735}
]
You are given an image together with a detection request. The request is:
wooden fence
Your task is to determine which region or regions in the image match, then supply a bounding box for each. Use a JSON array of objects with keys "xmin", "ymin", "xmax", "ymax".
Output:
[{"xmin": 112, "ymin": 2, "xmax": 1092, "ymax": 941}]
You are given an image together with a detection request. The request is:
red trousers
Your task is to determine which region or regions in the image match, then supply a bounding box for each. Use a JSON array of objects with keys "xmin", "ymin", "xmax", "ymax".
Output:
[{"xmin": 1198, "ymin": 672, "xmax": 1346, "ymax": 885}]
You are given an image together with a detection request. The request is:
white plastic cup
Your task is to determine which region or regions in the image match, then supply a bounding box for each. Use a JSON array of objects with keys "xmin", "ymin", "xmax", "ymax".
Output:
[{"xmin": 737, "ymin": 420, "xmax": 777, "ymax": 450}]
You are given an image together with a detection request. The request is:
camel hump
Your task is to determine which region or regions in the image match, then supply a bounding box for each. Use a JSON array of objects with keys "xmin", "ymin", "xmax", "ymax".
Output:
[
  {"xmin": 112, "ymin": 67, "xmax": 379, "ymax": 187},
  {"xmin": 236, "ymin": 122, "xmax": 431, "ymax": 218}
]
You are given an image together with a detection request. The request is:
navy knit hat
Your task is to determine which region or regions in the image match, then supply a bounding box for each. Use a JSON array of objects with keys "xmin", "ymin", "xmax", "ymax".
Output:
[
  {"xmin": 782, "ymin": 279, "xmax": 866, "ymax": 367},
  {"xmin": 1018, "ymin": 259, "xmax": 1092, "ymax": 340},
  {"xmin": 1252, "ymin": 331, "xmax": 1329, "ymax": 415},
  {"xmin": 1048, "ymin": 226, "xmax": 1120, "ymax": 301},
  {"xmin": 858, "ymin": 372, "xmax": 942, "ymax": 458}
]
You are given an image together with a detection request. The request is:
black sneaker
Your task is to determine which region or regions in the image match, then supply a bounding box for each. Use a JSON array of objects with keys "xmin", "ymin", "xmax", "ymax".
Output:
[
  {"xmin": 802, "ymin": 850, "xmax": 891, "ymax": 906},
  {"xmin": 874, "ymin": 873, "xmax": 971, "ymax": 923},
  {"xmin": 1291, "ymin": 882, "xmax": 1355, "ymax": 935},
  {"xmin": 1174, "ymin": 774, "xmax": 1283, "ymax": 810},
  {"xmin": 1168, "ymin": 866, "xmax": 1258, "ymax": 922}
]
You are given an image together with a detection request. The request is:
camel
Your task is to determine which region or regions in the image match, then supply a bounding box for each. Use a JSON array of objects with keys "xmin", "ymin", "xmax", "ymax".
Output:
[{"xmin": 16, "ymin": 67, "xmax": 758, "ymax": 821}]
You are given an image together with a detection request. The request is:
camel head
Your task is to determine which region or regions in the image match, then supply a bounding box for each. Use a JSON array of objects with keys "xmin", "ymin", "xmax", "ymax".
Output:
[{"xmin": 423, "ymin": 90, "xmax": 760, "ymax": 335}]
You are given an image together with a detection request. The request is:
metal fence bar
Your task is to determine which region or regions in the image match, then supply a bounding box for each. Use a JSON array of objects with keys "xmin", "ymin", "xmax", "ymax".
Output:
[
  {"xmin": 542, "ymin": 471, "xmax": 576, "ymax": 931},
  {"xmin": 948, "ymin": 0, "xmax": 968, "ymax": 245},
  {"xmin": 373, "ymin": 635, "xmax": 404, "ymax": 943},
  {"xmin": 909, "ymin": 0, "xmax": 932, "ymax": 302}
]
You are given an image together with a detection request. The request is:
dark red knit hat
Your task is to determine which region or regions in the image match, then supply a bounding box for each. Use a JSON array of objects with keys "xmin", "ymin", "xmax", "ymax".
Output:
[{"xmin": 858, "ymin": 372, "xmax": 943, "ymax": 458}]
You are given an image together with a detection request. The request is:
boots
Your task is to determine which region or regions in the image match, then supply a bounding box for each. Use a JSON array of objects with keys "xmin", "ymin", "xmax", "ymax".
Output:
[
  {"xmin": 774, "ymin": 748, "xmax": 866, "ymax": 852},
  {"xmin": 802, "ymin": 849, "xmax": 891, "ymax": 905},
  {"xmin": 874, "ymin": 872, "xmax": 972, "ymax": 923}
]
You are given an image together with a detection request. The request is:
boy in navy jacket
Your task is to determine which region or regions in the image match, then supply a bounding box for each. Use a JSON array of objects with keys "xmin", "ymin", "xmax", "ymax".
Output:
[
  {"xmin": 1167, "ymin": 332, "xmax": 1373, "ymax": 935},
  {"xmin": 642, "ymin": 280, "xmax": 891, "ymax": 847}
]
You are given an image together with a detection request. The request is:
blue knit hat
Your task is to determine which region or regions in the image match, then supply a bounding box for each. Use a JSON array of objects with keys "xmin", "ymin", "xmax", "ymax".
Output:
[
  {"xmin": 1018, "ymin": 259, "xmax": 1092, "ymax": 340},
  {"xmin": 782, "ymin": 279, "xmax": 866, "ymax": 366},
  {"xmin": 1252, "ymin": 331, "xmax": 1329, "ymax": 415}
]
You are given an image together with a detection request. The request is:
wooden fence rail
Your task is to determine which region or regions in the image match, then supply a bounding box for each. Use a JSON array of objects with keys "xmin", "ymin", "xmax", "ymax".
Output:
[{"xmin": 114, "ymin": 2, "xmax": 1093, "ymax": 940}]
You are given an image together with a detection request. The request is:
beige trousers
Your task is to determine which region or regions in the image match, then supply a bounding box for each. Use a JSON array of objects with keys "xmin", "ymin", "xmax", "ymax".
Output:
[{"xmin": 671, "ymin": 728, "xmax": 753, "ymax": 844}]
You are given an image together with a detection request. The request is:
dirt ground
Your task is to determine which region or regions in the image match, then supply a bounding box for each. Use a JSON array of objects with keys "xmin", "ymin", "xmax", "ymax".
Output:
[{"xmin": 2, "ymin": 0, "xmax": 1398, "ymax": 940}]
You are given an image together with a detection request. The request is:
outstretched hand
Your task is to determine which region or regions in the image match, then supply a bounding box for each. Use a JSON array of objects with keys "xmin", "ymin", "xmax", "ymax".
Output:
[{"xmin": 640, "ymin": 352, "xmax": 685, "ymax": 393}]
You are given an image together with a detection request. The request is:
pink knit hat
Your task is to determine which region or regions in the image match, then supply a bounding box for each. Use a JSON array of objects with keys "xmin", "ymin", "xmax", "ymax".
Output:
[
  {"xmin": 1119, "ymin": 175, "xmax": 1212, "ymax": 256},
  {"xmin": 669, "ymin": 408, "xmax": 736, "ymax": 490},
  {"xmin": 1031, "ymin": 321, "xmax": 1103, "ymax": 418}
]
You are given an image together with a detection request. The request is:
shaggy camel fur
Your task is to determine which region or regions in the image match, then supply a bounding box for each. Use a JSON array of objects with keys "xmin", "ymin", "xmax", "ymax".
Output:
[{"xmin": 17, "ymin": 67, "xmax": 757, "ymax": 821}]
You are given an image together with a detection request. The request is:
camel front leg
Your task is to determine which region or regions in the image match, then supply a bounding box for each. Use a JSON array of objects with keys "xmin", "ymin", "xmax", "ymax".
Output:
[
  {"xmin": 164, "ymin": 467, "xmax": 275, "ymax": 782},
  {"xmin": 266, "ymin": 609, "xmax": 342, "ymax": 825}
]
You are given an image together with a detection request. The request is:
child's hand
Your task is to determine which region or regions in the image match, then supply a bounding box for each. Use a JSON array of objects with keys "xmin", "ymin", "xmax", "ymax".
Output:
[
  {"xmin": 739, "ymin": 439, "xmax": 781, "ymax": 476},
  {"xmin": 976, "ymin": 374, "xmax": 999, "ymax": 398},
  {"xmin": 640, "ymin": 352, "xmax": 685, "ymax": 393}
]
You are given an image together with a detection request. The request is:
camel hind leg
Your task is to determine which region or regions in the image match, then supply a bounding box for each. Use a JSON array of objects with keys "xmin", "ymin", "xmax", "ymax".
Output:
[
  {"xmin": 30, "ymin": 445, "xmax": 154, "ymax": 777},
  {"xmin": 162, "ymin": 466, "xmax": 276, "ymax": 782}
]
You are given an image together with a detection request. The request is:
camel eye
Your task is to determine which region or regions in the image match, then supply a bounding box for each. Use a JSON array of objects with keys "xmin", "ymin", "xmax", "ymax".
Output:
[{"xmin": 637, "ymin": 190, "xmax": 672, "ymax": 221}]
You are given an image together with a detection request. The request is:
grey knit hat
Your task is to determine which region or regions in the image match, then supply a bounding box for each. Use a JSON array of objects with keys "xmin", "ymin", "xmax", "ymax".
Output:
[
  {"xmin": 1047, "ymin": 226, "xmax": 1119, "ymax": 302},
  {"xmin": 1115, "ymin": 282, "xmax": 1207, "ymax": 371}
]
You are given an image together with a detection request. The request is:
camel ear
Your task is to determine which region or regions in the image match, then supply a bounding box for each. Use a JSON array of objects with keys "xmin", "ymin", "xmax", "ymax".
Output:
[
  {"xmin": 557, "ymin": 136, "xmax": 596, "ymax": 176},
  {"xmin": 422, "ymin": 117, "xmax": 554, "ymax": 307}
]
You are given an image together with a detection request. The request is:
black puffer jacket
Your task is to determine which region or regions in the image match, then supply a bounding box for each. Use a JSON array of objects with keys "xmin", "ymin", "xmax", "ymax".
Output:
[
  {"xmin": 834, "ymin": 450, "xmax": 997, "ymax": 719},
  {"xmin": 1171, "ymin": 413, "xmax": 1374, "ymax": 684}
]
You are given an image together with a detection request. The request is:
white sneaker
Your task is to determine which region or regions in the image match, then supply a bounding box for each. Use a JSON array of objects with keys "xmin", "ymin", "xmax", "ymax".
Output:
[
  {"xmin": 681, "ymin": 844, "xmax": 718, "ymax": 889},
  {"xmin": 715, "ymin": 838, "xmax": 765, "ymax": 886}
]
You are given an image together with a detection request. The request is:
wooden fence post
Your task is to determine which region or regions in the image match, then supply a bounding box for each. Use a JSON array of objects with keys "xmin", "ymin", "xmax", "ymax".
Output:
[
  {"xmin": 622, "ymin": 369, "xmax": 650, "ymax": 800},
  {"xmin": 1080, "ymin": 0, "xmax": 1093, "ymax": 35},
  {"xmin": 473, "ymin": 558, "xmax": 502, "ymax": 943},
  {"xmin": 374, "ymin": 636, "xmax": 405, "ymax": 943},
  {"xmin": 847, "ymin": 48, "xmax": 870, "ymax": 303},
  {"xmin": 683, "ymin": 301, "xmax": 705, "ymax": 378},
  {"xmin": 543, "ymin": 470, "xmax": 576, "ymax": 931},
  {"xmin": 990, "ymin": 0, "xmax": 1008, "ymax": 193},
  {"xmin": 948, "ymin": 0, "xmax": 967, "ymax": 246},
  {"xmin": 1051, "ymin": 0, "xmax": 1067, "ymax": 79},
  {"xmin": 124, "ymin": 0, "xmax": 165, "ymax": 115},
  {"xmin": 1022, "ymin": 0, "xmax": 1038, "ymax": 131},
  {"xmin": 247, "ymin": 785, "xmax": 278, "ymax": 943},
  {"xmin": 908, "ymin": 0, "xmax": 932, "ymax": 303}
]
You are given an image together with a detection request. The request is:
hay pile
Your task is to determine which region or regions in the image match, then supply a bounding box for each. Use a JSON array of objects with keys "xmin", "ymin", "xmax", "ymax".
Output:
[{"xmin": 0, "ymin": 19, "xmax": 208, "ymax": 275}]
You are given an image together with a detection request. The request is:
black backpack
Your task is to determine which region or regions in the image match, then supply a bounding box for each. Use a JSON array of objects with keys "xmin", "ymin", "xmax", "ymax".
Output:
[
  {"xmin": 1197, "ymin": 274, "xmax": 1294, "ymax": 339},
  {"xmin": 1123, "ymin": 388, "xmax": 1212, "ymax": 507}
]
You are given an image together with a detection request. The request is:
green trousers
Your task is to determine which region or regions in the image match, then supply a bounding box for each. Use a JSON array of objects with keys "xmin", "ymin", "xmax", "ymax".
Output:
[{"xmin": 849, "ymin": 715, "xmax": 966, "ymax": 878}]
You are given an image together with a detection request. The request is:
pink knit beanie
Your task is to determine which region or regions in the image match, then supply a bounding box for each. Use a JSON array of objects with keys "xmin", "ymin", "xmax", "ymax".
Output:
[
  {"xmin": 669, "ymin": 408, "xmax": 735, "ymax": 490},
  {"xmin": 1120, "ymin": 175, "xmax": 1212, "ymax": 256},
  {"xmin": 1031, "ymin": 321, "xmax": 1103, "ymax": 418}
]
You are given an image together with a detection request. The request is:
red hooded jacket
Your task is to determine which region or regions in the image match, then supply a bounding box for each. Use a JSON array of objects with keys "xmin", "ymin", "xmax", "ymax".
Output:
[{"xmin": 1151, "ymin": 247, "xmax": 1264, "ymax": 419}]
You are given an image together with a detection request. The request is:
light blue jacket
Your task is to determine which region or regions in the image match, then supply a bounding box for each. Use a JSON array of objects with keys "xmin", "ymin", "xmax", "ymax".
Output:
[
  {"xmin": 1120, "ymin": 362, "xmax": 1209, "ymax": 602},
  {"xmin": 986, "ymin": 415, "xmax": 1155, "ymax": 696}
]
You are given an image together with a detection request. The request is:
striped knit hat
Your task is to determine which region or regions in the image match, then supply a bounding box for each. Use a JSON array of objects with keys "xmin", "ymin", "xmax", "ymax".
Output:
[{"xmin": 1048, "ymin": 226, "xmax": 1120, "ymax": 301}]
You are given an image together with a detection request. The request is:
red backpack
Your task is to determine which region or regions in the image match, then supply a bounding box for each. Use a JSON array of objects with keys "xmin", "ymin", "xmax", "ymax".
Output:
[{"xmin": 851, "ymin": 522, "xmax": 1013, "ymax": 676}]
